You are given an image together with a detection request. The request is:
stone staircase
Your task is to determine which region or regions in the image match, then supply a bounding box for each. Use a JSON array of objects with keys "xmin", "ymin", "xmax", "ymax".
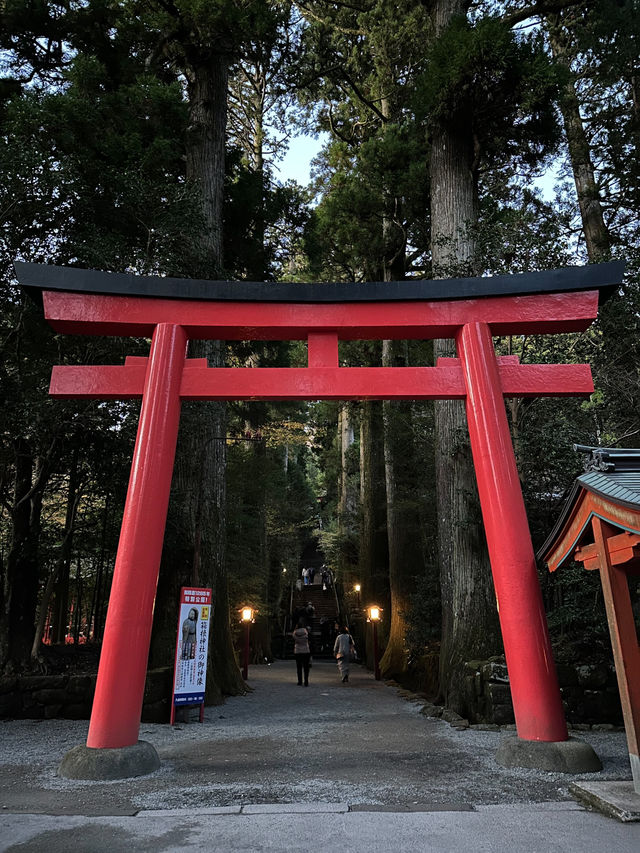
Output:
[{"xmin": 291, "ymin": 582, "xmax": 340, "ymax": 657}]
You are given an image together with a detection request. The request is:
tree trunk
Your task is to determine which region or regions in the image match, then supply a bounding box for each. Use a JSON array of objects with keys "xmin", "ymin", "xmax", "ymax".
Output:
[
  {"xmin": 548, "ymin": 18, "xmax": 611, "ymax": 261},
  {"xmin": 250, "ymin": 67, "xmax": 267, "ymax": 280},
  {"xmin": 0, "ymin": 440, "xmax": 46, "ymax": 672},
  {"xmin": 377, "ymin": 84, "xmax": 416, "ymax": 677},
  {"xmin": 92, "ymin": 491, "xmax": 111, "ymax": 642},
  {"xmin": 430, "ymin": 0, "xmax": 501, "ymax": 713},
  {"xmin": 359, "ymin": 399, "xmax": 388, "ymax": 602},
  {"xmin": 73, "ymin": 555, "xmax": 83, "ymax": 645},
  {"xmin": 379, "ymin": 338, "xmax": 422, "ymax": 679},
  {"xmin": 149, "ymin": 49, "xmax": 245, "ymax": 699},
  {"xmin": 358, "ymin": 398, "xmax": 389, "ymax": 667},
  {"xmin": 31, "ymin": 450, "xmax": 82, "ymax": 660},
  {"xmin": 337, "ymin": 405, "xmax": 357, "ymax": 577},
  {"xmin": 185, "ymin": 52, "xmax": 228, "ymax": 274}
]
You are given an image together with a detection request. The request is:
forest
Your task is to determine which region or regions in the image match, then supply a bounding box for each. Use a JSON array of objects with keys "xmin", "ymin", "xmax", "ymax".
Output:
[{"xmin": 1, "ymin": 0, "xmax": 639, "ymax": 720}]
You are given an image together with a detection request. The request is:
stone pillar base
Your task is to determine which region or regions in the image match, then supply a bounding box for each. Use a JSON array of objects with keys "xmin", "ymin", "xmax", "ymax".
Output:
[
  {"xmin": 58, "ymin": 740, "xmax": 160, "ymax": 780},
  {"xmin": 496, "ymin": 736, "xmax": 602, "ymax": 773}
]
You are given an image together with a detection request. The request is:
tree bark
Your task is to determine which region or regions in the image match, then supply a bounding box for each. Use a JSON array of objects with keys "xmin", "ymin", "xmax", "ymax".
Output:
[
  {"xmin": 0, "ymin": 440, "xmax": 47, "ymax": 672},
  {"xmin": 359, "ymin": 399, "xmax": 388, "ymax": 603},
  {"xmin": 379, "ymin": 343, "xmax": 407, "ymax": 678},
  {"xmin": 430, "ymin": 0, "xmax": 501, "ymax": 713},
  {"xmin": 359, "ymin": 398, "xmax": 389, "ymax": 666},
  {"xmin": 548, "ymin": 17, "xmax": 611, "ymax": 261},
  {"xmin": 185, "ymin": 51, "xmax": 229, "ymax": 274},
  {"xmin": 377, "ymin": 84, "xmax": 417, "ymax": 677},
  {"xmin": 337, "ymin": 405, "xmax": 357, "ymax": 577},
  {"xmin": 92, "ymin": 491, "xmax": 111, "ymax": 642},
  {"xmin": 149, "ymin": 48, "xmax": 245, "ymax": 699},
  {"xmin": 31, "ymin": 448, "xmax": 82, "ymax": 660},
  {"xmin": 379, "ymin": 339, "xmax": 422, "ymax": 679}
]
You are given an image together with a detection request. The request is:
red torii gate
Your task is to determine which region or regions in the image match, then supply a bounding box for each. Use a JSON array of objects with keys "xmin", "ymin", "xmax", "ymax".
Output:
[{"xmin": 17, "ymin": 260, "xmax": 624, "ymax": 778}]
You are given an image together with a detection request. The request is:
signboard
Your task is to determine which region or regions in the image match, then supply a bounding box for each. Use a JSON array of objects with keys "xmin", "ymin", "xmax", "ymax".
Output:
[{"xmin": 171, "ymin": 587, "xmax": 212, "ymax": 714}]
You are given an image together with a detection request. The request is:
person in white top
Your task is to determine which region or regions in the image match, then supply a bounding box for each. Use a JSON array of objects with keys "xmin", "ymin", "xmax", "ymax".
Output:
[
  {"xmin": 292, "ymin": 619, "xmax": 311, "ymax": 686},
  {"xmin": 333, "ymin": 626, "xmax": 355, "ymax": 683}
]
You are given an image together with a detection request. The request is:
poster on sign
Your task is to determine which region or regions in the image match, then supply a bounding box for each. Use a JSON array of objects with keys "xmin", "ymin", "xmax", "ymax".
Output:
[{"xmin": 171, "ymin": 587, "xmax": 212, "ymax": 721}]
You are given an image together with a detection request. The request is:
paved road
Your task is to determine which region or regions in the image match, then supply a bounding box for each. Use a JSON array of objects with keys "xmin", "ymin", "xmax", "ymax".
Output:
[{"xmin": 1, "ymin": 660, "xmax": 639, "ymax": 851}]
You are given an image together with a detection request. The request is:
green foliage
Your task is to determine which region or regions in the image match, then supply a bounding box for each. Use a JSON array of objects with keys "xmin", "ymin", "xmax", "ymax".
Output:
[
  {"xmin": 404, "ymin": 564, "xmax": 442, "ymax": 655},
  {"xmin": 543, "ymin": 566, "xmax": 612, "ymax": 664},
  {"xmin": 414, "ymin": 15, "xmax": 561, "ymax": 169},
  {"xmin": 1, "ymin": 0, "xmax": 639, "ymax": 687},
  {"xmin": 224, "ymin": 151, "xmax": 312, "ymax": 281},
  {"xmin": 303, "ymin": 123, "xmax": 429, "ymax": 281},
  {"xmin": 225, "ymin": 416, "xmax": 318, "ymax": 619},
  {"xmin": 476, "ymin": 181, "xmax": 574, "ymax": 274}
]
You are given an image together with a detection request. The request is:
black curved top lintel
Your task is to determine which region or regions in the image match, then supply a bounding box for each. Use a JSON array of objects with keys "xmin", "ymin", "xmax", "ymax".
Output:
[{"xmin": 15, "ymin": 260, "xmax": 626, "ymax": 305}]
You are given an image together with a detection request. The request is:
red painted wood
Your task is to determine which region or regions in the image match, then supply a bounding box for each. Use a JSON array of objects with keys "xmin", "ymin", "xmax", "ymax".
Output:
[
  {"xmin": 575, "ymin": 532, "xmax": 640, "ymax": 569},
  {"xmin": 49, "ymin": 362, "xmax": 593, "ymax": 401},
  {"xmin": 51, "ymin": 364, "xmax": 148, "ymax": 399},
  {"xmin": 592, "ymin": 518, "xmax": 640, "ymax": 772},
  {"xmin": 308, "ymin": 332, "xmax": 339, "ymax": 367},
  {"xmin": 42, "ymin": 289, "xmax": 600, "ymax": 340},
  {"xmin": 456, "ymin": 321, "xmax": 568, "ymax": 742},
  {"xmin": 545, "ymin": 492, "xmax": 640, "ymax": 573},
  {"xmin": 86, "ymin": 323, "xmax": 187, "ymax": 749},
  {"xmin": 44, "ymin": 284, "xmax": 603, "ymax": 753}
]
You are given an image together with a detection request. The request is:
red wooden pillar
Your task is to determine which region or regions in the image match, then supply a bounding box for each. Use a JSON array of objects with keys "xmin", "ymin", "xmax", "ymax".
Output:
[
  {"xmin": 592, "ymin": 517, "xmax": 640, "ymax": 791},
  {"xmin": 456, "ymin": 321, "xmax": 567, "ymax": 742},
  {"xmin": 86, "ymin": 323, "xmax": 187, "ymax": 749}
]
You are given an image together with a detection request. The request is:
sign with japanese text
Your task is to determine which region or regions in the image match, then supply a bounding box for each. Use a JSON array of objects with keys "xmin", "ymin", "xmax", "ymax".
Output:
[{"xmin": 172, "ymin": 587, "xmax": 212, "ymax": 707}]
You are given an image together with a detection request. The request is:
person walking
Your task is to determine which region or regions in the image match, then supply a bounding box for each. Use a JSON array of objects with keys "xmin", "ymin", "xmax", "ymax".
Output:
[
  {"xmin": 304, "ymin": 601, "xmax": 315, "ymax": 628},
  {"xmin": 333, "ymin": 625, "xmax": 355, "ymax": 683},
  {"xmin": 292, "ymin": 618, "xmax": 311, "ymax": 687}
]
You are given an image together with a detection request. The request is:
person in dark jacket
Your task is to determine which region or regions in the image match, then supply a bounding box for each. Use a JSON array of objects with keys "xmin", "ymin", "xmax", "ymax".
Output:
[{"xmin": 304, "ymin": 601, "xmax": 316, "ymax": 627}]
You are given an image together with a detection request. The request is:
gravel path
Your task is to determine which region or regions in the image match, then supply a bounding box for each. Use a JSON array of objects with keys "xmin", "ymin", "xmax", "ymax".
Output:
[{"xmin": 0, "ymin": 659, "xmax": 633, "ymax": 815}]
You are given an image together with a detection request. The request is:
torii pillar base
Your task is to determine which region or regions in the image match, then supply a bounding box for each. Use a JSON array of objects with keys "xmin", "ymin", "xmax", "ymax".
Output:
[
  {"xmin": 58, "ymin": 741, "xmax": 160, "ymax": 780},
  {"xmin": 496, "ymin": 736, "xmax": 602, "ymax": 774}
]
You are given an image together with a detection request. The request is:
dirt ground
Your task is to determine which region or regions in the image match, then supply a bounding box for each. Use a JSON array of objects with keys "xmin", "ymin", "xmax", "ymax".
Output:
[{"xmin": 0, "ymin": 659, "xmax": 633, "ymax": 816}]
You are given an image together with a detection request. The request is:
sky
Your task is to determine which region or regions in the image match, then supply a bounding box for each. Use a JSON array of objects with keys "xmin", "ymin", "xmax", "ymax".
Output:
[
  {"xmin": 276, "ymin": 134, "xmax": 325, "ymax": 185},
  {"xmin": 277, "ymin": 133, "xmax": 560, "ymax": 200}
]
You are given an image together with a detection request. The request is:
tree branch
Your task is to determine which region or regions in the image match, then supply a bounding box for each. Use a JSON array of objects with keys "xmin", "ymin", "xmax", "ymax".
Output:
[
  {"xmin": 327, "ymin": 104, "xmax": 356, "ymax": 145},
  {"xmin": 338, "ymin": 69, "xmax": 387, "ymax": 123},
  {"xmin": 501, "ymin": 0, "xmax": 583, "ymax": 29}
]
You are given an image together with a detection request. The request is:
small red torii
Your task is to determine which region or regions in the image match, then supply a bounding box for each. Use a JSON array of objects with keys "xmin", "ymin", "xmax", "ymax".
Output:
[{"xmin": 17, "ymin": 260, "xmax": 624, "ymax": 776}]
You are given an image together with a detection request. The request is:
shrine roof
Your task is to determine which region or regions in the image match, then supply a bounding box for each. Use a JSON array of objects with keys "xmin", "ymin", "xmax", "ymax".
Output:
[
  {"xmin": 15, "ymin": 260, "xmax": 625, "ymax": 305},
  {"xmin": 538, "ymin": 446, "xmax": 640, "ymax": 564},
  {"xmin": 568, "ymin": 445, "xmax": 640, "ymax": 509}
]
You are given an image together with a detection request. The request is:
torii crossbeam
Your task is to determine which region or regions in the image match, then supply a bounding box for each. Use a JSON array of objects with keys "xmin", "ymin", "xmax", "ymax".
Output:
[{"xmin": 17, "ymin": 260, "xmax": 625, "ymax": 776}]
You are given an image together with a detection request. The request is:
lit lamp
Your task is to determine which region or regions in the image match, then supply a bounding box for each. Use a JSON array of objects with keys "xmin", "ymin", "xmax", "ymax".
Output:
[
  {"xmin": 367, "ymin": 605, "xmax": 382, "ymax": 680},
  {"xmin": 354, "ymin": 583, "xmax": 361, "ymax": 608},
  {"xmin": 239, "ymin": 607, "xmax": 255, "ymax": 680}
]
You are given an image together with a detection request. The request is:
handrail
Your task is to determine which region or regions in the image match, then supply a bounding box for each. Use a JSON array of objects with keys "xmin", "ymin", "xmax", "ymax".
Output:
[{"xmin": 288, "ymin": 581, "xmax": 294, "ymax": 632}]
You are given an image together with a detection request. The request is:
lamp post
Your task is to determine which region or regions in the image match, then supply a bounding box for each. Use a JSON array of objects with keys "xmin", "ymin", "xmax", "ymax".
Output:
[
  {"xmin": 240, "ymin": 607, "xmax": 254, "ymax": 681},
  {"xmin": 367, "ymin": 605, "xmax": 382, "ymax": 680},
  {"xmin": 354, "ymin": 583, "xmax": 361, "ymax": 609}
]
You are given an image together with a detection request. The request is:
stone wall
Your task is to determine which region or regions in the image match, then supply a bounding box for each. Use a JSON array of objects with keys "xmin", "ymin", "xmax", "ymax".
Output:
[
  {"xmin": 463, "ymin": 656, "xmax": 623, "ymax": 727},
  {"xmin": 0, "ymin": 656, "xmax": 624, "ymax": 728},
  {"xmin": 0, "ymin": 667, "xmax": 174, "ymax": 723}
]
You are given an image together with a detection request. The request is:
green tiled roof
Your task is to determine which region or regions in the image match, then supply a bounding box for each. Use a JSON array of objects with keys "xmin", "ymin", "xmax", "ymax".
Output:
[{"xmin": 577, "ymin": 469, "xmax": 640, "ymax": 510}]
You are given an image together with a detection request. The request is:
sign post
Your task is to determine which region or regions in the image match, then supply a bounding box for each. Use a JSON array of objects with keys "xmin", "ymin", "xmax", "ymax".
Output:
[{"xmin": 171, "ymin": 587, "xmax": 212, "ymax": 725}]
